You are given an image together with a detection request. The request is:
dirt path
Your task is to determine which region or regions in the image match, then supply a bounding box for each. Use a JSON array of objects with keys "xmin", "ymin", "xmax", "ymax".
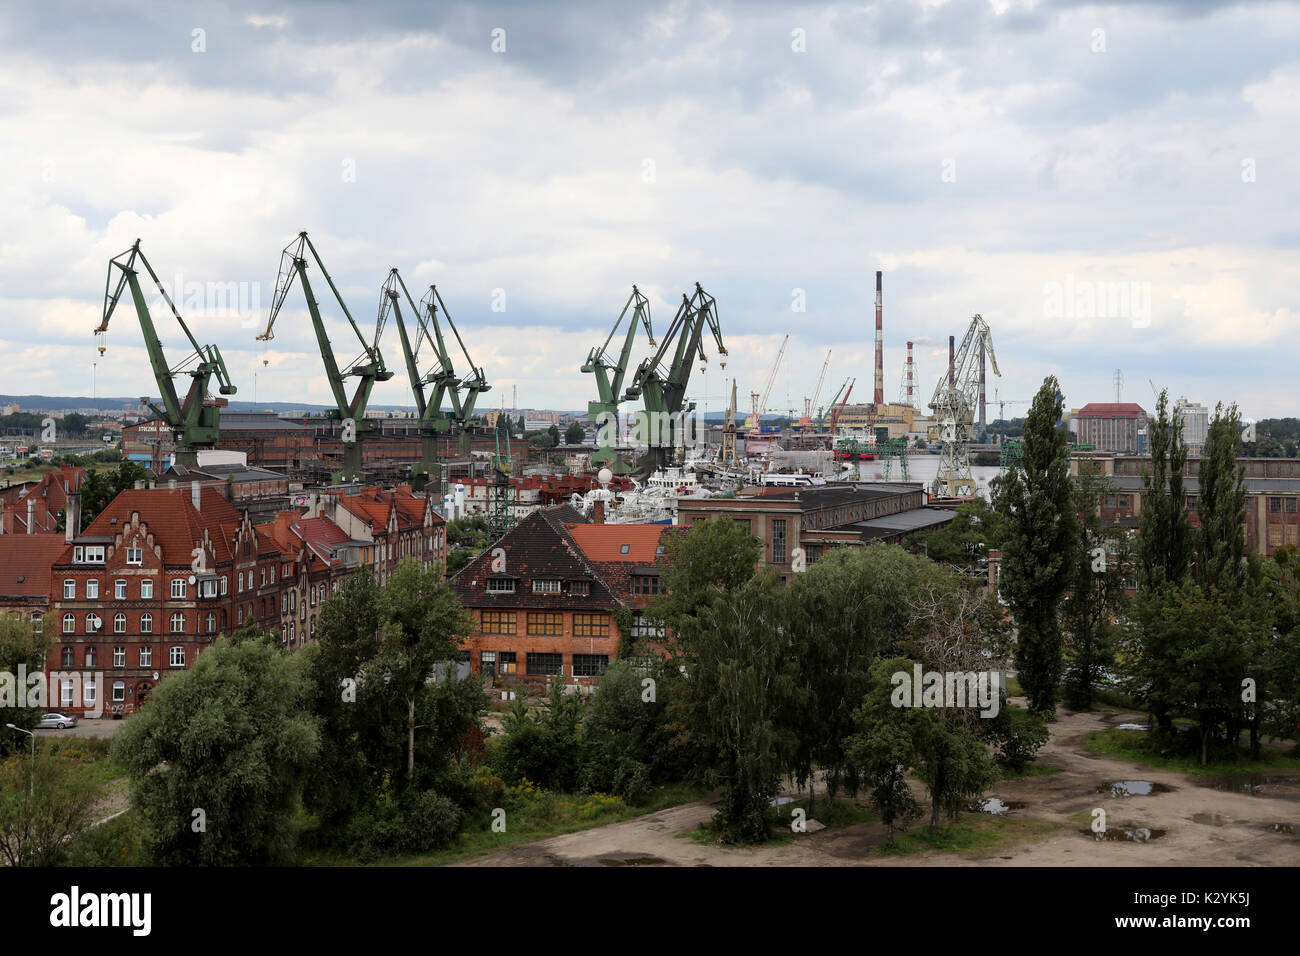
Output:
[{"xmin": 457, "ymin": 704, "xmax": 1300, "ymax": 867}]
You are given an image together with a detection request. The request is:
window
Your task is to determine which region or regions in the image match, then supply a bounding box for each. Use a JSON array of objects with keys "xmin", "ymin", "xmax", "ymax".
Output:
[
  {"xmin": 572, "ymin": 654, "xmax": 609, "ymax": 678},
  {"xmin": 631, "ymin": 614, "xmax": 666, "ymax": 639},
  {"xmin": 269, "ymin": 566, "xmax": 275, "ymax": 584},
  {"xmin": 731, "ymin": 518, "xmax": 752, "ymax": 533},
  {"xmin": 481, "ymin": 611, "xmax": 517, "ymax": 635},
  {"xmin": 62, "ymin": 646, "xmax": 74, "ymax": 668},
  {"xmin": 170, "ymin": 646, "xmax": 185, "ymax": 668},
  {"xmin": 113, "ymin": 646, "xmax": 125, "ymax": 668},
  {"xmin": 771, "ymin": 519, "xmax": 787, "ymax": 565},
  {"xmin": 84, "ymin": 680, "xmax": 96, "ymax": 705},
  {"xmin": 633, "ymin": 575, "xmax": 661, "ymax": 595},
  {"xmin": 30, "ymin": 613, "xmax": 41, "ymax": 636},
  {"xmin": 486, "ymin": 578, "xmax": 516, "ymax": 594},
  {"xmin": 85, "ymin": 647, "xmax": 97, "ymax": 668},
  {"xmin": 1270, "ymin": 498, "xmax": 1283, "ymax": 513},
  {"xmin": 526, "ymin": 612, "xmax": 563, "ymax": 636},
  {"xmin": 114, "ymin": 613, "xmax": 126, "ymax": 634},
  {"xmin": 140, "ymin": 613, "xmax": 152, "ymax": 634},
  {"xmin": 220, "ymin": 575, "xmax": 227, "ymax": 596},
  {"xmin": 61, "ymin": 680, "xmax": 74, "ymax": 707},
  {"xmin": 526, "ymin": 652, "xmax": 563, "ymax": 676},
  {"xmin": 570, "ymin": 581, "xmax": 590, "ymax": 596},
  {"xmin": 619, "ymin": 544, "xmax": 630, "ymax": 555},
  {"xmin": 573, "ymin": 612, "xmax": 609, "ymax": 637},
  {"xmin": 63, "ymin": 613, "xmax": 74, "ymax": 634},
  {"xmin": 1269, "ymin": 525, "xmax": 1283, "ymax": 548},
  {"xmin": 86, "ymin": 613, "xmax": 100, "ymax": 633},
  {"xmin": 83, "ymin": 546, "xmax": 105, "ymax": 563},
  {"xmin": 201, "ymin": 578, "xmax": 218, "ymax": 598},
  {"xmin": 86, "ymin": 579, "xmax": 99, "ymax": 600},
  {"xmin": 170, "ymin": 613, "xmax": 185, "ymax": 634},
  {"xmin": 1289, "ymin": 498, "xmax": 1299, "ymax": 514},
  {"xmin": 141, "ymin": 579, "xmax": 153, "ymax": 599},
  {"xmin": 497, "ymin": 651, "xmax": 517, "ymax": 675},
  {"xmin": 171, "ymin": 579, "xmax": 186, "ymax": 599},
  {"xmin": 115, "ymin": 580, "xmax": 127, "ymax": 600},
  {"xmin": 260, "ymin": 568, "xmax": 266, "ymax": 586},
  {"xmin": 73, "ymin": 546, "xmax": 83, "ymax": 563},
  {"xmin": 126, "ymin": 547, "xmax": 143, "ymax": 565},
  {"xmin": 206, "ymin": 613, "xmax": 217, "ymax": 634},
  {"xmin": 63, "ymin": 579, "xmax": 75, "ymax": 600},
  {"xmin": 112, "ymin": 681, "xmax": 125, "ymax": 703},
  {"xmin": 532, "ymin": 579, "xmax": 561, "ymax": 594},
  {"xmin": 139, "ymin": 646, "xmax": 152, "ymax": 668}
]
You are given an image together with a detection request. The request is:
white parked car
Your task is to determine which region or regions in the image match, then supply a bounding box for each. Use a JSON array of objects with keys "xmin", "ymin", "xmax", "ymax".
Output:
[{"xmin": 37, "ymin": 713, "xmax": 78, "ymax": 729}]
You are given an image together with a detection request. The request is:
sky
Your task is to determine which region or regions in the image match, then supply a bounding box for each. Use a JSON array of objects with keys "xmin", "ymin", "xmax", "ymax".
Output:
[{"xmin": 1, "ymin": 0, "xmax": 1298, "ymax": 420}]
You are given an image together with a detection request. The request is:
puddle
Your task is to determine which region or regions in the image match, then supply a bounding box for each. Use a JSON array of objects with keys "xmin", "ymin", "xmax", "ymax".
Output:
[
  {"xmin": 1264, "ymin": 823, "xmax": 1295, "ymax": 834},
  {"xmin": 1116, "ymin": 723, "xmax": 1148, "ymax": 731},
  {"xmin": 1197, "ymin": 774, "xmax": 1300, "ymax": 799},
  {"xmin": 599, "ymin": 855, "xmax": 667, "ymax": 867},
  {"xmin": 969, "ymin": 797, "xmax": 1026, "ymax": 815},
  {"xmin": 1080, "ymin": 826, "xmax": 1167, "ymax": 843},
  {"xmin": 1191, "ymin": 813, "xmax": 1227, "ymax": 826},
  {"xmin": 1099, "ymin": 781, "xmax": 1172, "ymax": 798}
]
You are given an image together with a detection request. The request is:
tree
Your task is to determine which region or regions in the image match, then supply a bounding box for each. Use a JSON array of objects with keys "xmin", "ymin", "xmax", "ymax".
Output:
[
  {"xmin": 843, "ymin": 658, "xmax": 923, "ymax": 841},
  {"xmin": 1195, "ymin": 403, "xmax": 1248, "ymax": 592},
  {"xmin": 78, "ymin": 460, "xmax": 151, "ymax": 528},
  {"xmin": 995, "ymin": 376, "xmax": 1078, "ymax": 716},
  {"xmin": 909, "ymin": 497, "xmax": 1004, "ymax": 575},
  {"xmin": 0, "ymin": 753, "xmax": 100, "ymax": 866},
  {"xmin": 0, "ymin": 614, "xmax": 50, "ymax": 754},
  {"xmin": 1136, "ymin": 389, "xmax": 1192, "ymax": 589},
  {"xmin": 547, "ymin": 424, "xmax": 560, "ymax": 447},
  {"xmin": 564, "ymin": 422, "xmax": 586, "ymax": 445},
  {"xmin": 647, "ymin": 516, "xmax": 761, "ymax": 636},
  {"xmin": 1061, "ymin": 466, "xmax": 1130, "ymax": 709},
  {"xmin": 111, "ymin": 636, "xmax": 321, "ymax": 865}
]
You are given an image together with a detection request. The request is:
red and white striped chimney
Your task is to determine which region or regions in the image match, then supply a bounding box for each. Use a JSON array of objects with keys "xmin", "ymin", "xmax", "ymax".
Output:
[{"xmin": 874, "ymin": 271, "xmax": 884, "ymax": 405}]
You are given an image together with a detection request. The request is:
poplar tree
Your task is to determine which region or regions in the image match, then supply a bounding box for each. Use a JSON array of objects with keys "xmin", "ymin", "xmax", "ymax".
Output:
[{"xmin": 995, "ymin": 376, "xmax": 1077, "ymax": 716}]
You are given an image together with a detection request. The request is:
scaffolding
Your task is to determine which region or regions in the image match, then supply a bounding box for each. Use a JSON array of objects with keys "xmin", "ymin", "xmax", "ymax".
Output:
[{"xmin": 878, "ymin": 439, "xmax": 911, "ymax": 480}]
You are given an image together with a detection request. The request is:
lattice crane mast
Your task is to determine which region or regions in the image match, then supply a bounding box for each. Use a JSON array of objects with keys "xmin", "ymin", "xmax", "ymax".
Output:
[
  {"xmin": 928, "ymin": 314, "xmax": 1000, "ymax": 498},
  {"xmin": 581, "ymin": 286, "xmax": 654, "ymax": 474}
]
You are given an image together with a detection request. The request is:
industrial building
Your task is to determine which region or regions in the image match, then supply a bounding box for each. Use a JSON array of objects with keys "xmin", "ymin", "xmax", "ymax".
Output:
[{"xmin": 1074, "ymin": 403, "xmax": 1149, "ymax": 454}]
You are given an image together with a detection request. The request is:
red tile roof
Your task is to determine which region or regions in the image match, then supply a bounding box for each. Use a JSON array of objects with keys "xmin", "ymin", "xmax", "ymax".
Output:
[
  {"xmin": 67, "ymin": 487, "xmax": 244, "ymax": 566},
  {"xmin": 1077, "ymin": 403, "xmax": 1146, "ymax": 419},
  {"xmin": 0, "ymin": 536, "xmax": 69, "ymax": 597},
  {"xmin": 564, "ymin": 523, "xmax": 668, "ymax": 563}
]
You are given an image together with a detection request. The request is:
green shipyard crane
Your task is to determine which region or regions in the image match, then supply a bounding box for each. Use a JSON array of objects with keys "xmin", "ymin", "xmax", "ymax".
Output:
[
  {"xmin": 258, "ymin": 232, "xmax": 393, "ymax": 484},
  {"xmin": 623, "ymin": 282, "xmax": 726, "ymax": 473},
  {"xmin": 96, "ymin": 239, "xmax": 237, "ymax": 468},
  {"xmin": 377, "ymin": 269, "xmax": 490, "ymax": 494},
  {"xmin": 581, "ymin": 285, "xmax": 655, "ymax": 474}
]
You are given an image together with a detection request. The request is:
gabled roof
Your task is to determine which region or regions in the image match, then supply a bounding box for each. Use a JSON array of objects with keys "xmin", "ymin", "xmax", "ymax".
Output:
[
  {"xmin": 63, "ymin": 487, "xmax": 244, "ymax": 566},
  {"xmin": 564, "ymin": 523, "xmax": 668, "ymax": 563}
]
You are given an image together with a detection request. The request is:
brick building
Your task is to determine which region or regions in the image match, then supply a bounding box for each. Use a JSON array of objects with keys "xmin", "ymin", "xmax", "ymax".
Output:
[
  {"xmin": 1074, "ymin": 403, "xmax": 1149, "ymax": 454},
  {"xmin": 451, "ymin": 506, "xmax": 670, "ymax": 686},
  {"xmin": 675, "ymin": 483, "xmax": 954, "ymax": 582},
  {"xmin": 0, "ymin": 466, "xmax": 86, "ymax": 534}
]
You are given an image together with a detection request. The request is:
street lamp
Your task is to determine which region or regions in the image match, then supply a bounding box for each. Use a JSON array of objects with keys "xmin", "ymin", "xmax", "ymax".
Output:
[{"xmin": 5, "ymin": 724, "xmax": 35, "ymax": 797}]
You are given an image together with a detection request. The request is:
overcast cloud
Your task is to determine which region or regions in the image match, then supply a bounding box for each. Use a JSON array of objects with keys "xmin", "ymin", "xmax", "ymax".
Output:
[{"xmin": 1, "ymin": 0, "xmax": 1297, "ymax": 418}]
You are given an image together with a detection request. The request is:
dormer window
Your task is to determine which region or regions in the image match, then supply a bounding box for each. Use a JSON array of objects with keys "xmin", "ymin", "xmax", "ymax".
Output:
[
  {"xmin": 486, "ymin": 578, "xmax": 515, "ymax": 594},
  {"xmin": 570, "ymin": 581, "xmax": 590, "ymax": 596},
  {"xmin": 532, "ymin": 579, "xmax": 561, "ymax": 594}
]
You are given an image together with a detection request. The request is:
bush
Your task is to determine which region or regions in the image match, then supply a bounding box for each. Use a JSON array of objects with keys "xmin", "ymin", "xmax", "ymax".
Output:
[
  {"xmin": 62, "ymin": 812, "xmax": 151, "ymax": 867},
  {"xmin": 346, "ymin": 790, "xmax": 462, "ymax": 863},
  {"xmin": 985, "ymin": 706, "xmax": 1050, "ymax": 772}
]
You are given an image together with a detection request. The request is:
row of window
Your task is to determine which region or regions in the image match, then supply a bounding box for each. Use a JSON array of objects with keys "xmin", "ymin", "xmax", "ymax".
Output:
[
  {"xmin": 1268, "ymin": 497, "xmax": 1300, "ymax": 513},
  {"xmin": 479, "ymin": 651, "xmax": 609, "ymax": 677},
  {"xmin": 62, "ymin": 611, "xmax": 208, "ymax": 634},
  {"xmin": 60, "ymin": 566, "xmax": 288, "ymax": 602},
  {"xmin": 60, "ymin": 645, "xmax": 186, "ymax": 669},
  {"xmin": 60, "ymin": 680, "xmax": 130, "ymax": 706},
  {"xmin": 479, "ymin": 610, "xmax": 611, "ymax": 636},
  {"xmin": 485, "ymin": 577, "xmax": 659, "ymax": 596}
]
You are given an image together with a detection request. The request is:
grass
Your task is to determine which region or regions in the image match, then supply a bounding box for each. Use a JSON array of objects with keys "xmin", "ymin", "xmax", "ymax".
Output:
[
  {"xmin": 1085, "ymin": 727, "xmax": 1300, "ymax": 776},
  {"xmin": 298, "ymin": 782, "xmax": 711, "ymax": 867},
  {"xmin": 1004, "ymin": 676, "xmax": 1023, "ymax": 698},
  {"xmin": 877, "ymin": 814, "xmax": 1063, "ymax": 856},
  {"xmin": 997, "ymin": 760, "xmax": 1061, "ymax": 780}
]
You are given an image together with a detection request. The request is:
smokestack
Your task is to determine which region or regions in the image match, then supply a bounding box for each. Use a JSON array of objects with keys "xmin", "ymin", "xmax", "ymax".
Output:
[
  {"xmin": 65, "ymin": 491, "xmax": 81, "ymax": 544},
  {"xmin": 874, "ymin": 271, "xmax": 884, "ymax": 406},
  {"xmin": 191, "ymin": 481, "xmax": 202, "ymax": 510},
  {"xmin": 26, "ymin": 498, "xmax": 35, "ymax": 534},
  {"xmin": 592, "ymin": 497, "xmax": 605, "ymax": 525},
  {"xmin": 906, "ymin": 341, "xmax": 914, "ymax": 405}
]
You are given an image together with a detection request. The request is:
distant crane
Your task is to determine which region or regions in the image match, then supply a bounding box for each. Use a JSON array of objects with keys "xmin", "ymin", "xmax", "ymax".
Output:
[
  {"xmin": 258, "ymin": 232, "xmax": 394, "ymax": 484},
  {"xmin": 818, "ymin": 377, "xmax": 851, "ymax": 433},
  {"xmin": 750, "ymin": 335, "xmax": 789, "ymax": 429},
  {"xmin": 928, "ymin": 315, "xmax": 999, "ymax": 498},
  {"xmin": 581, "ymin": 286, "xmax": 655, "ymax": 474},
  {"xmin": 376, "ymin": 268, "xmax": 490, "ymax": 494},
  {"xmin": 828, "ymin": 378, "xmax": 855, "ymax": 433},
  {"xmin": 96, "ymin": 239, "xmax": 237, "ymax": 468},
  {"xmin": 801, "ymin": 349, "xmax": 831, "ymax": 426},
  {"xmin": 623, "ymin": 283, "xmax": 727, "ymax": 473}
]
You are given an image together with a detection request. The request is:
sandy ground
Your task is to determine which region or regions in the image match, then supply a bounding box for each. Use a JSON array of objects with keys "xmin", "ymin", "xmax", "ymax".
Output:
[{"xmin": 457, "ymin": 703, "xmax": 1300, "ymax": 867}]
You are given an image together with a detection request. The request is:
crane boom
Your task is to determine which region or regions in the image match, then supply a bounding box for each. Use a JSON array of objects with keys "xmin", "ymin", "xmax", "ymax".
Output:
[
  {"xmin": 97, "ymin": 239, "xmax": 237, "ymax": 467},
  {"xmin": 582, "ymin": 286, "xmax": 655, "ymax": 473},
  {"xmin": 755, "ymin": 335, "xmax": 789, "ymax": 422},
  {"xmin": 257, "ymin": 232, "xmax": 393, "ymax": 483}
]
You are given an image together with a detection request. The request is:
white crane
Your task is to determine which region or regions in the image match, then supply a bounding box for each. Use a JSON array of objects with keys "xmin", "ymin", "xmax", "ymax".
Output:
[{"xmin": 750, "ymin": 334, "xmax": 788, "ymax": 428}]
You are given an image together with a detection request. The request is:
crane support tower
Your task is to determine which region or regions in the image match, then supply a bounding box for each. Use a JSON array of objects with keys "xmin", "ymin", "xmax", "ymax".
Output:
[
  {"xmin": 928, "ymin": 314, "xmax": 1000, "ymax": 498},
  {"xmin": 96, "ymin": 240, "xmax": 237, "ymax": 468},
  {"xmin": 582, "ymin": 285, "xmax": 654, "ymax": 475},
  {"xmin": 258, "ymin": 232, "xmax": 394, "ymax": 484},
  {"xmin": 623, "ymin": 283, "xmax": 726, "ymax": 474}
]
